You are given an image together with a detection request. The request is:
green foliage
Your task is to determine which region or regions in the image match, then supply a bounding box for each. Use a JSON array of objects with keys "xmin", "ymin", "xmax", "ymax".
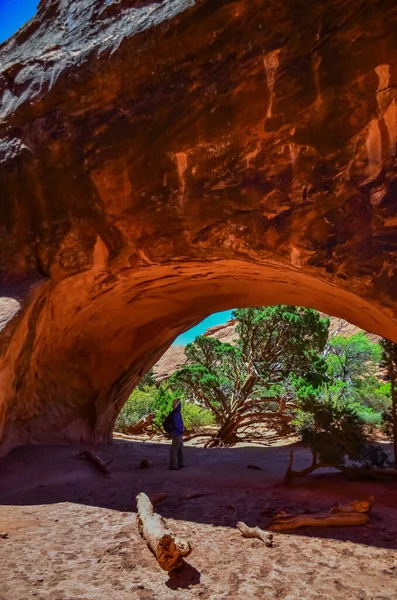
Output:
[
  {"xmin": 380, "ymin": 338, "xmax": 397, "ymax": 464},
  {"xmin": 181, "ymin": 403, "xmax": 215, "ymax": 430},
  {"xmin": 326, "ymin": 333, "xmax": 381, "ymax": 385},
  {"xmin": 115, "ymin": 382, "xmax": 214, "ymax": 433},
  {"xmin": 115, "ymin": 386, "xmax": 157, "ymax": 433},
  {"xmin": 170, "ymin": 306, "xmax": 329, "ymax": 444},
  {"xmin": 293, "ymin": 388, "xmax": 367, "ymax": 465},
  {"xmin": 349, "ymin": 403, "xmax": 383, "ymax": 428},
  {"xmin": 350, "ymin": 376, "xmax": 391, "ymax": 417},
  {"xmin": 293, "ymin": 386, "xmax": 388, "ymax": 467},
  {"xmin": 152, "ymin": 385, "xmax": 178, "ymax": 427},
  {"xmin": 136, "ymin": 368, "xmax": 156, "ymax": 390}
]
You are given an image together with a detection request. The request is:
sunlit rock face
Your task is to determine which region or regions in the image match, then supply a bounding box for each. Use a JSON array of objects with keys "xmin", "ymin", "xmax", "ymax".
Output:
[{"xmin": 1, "ymin": 0, "xmax": 397, "ymax": 454}]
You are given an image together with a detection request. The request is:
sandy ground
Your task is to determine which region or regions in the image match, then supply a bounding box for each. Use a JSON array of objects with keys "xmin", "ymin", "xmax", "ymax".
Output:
[{"xmin": 0, "ymin": 438, "xmax": 397, "ymax": 600}]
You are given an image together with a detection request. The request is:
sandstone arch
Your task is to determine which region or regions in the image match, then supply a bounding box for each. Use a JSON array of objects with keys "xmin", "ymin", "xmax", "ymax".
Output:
[{"xmin": 1, "ymin": 0, "xmax": 397, "ymax": 453}]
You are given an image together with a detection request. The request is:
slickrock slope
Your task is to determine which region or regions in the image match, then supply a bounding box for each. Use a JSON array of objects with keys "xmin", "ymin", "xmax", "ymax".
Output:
[{"xmin": 1, "ymin": 0, "xmax": 397, "ymax": 453}]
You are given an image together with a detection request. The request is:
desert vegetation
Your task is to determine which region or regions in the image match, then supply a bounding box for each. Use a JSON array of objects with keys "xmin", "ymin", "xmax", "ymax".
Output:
[{"xmin": 115, "ymin": 306, "xmax": 397, "ymax": 477}]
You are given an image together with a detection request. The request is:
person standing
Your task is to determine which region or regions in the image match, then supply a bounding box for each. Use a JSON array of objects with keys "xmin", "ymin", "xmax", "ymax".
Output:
[{"xmin": 169, "ymin": 398, "xmax": 184, "ymax": 470}]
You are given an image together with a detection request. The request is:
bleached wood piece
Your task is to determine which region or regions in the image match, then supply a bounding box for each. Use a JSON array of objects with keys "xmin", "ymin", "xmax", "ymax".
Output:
[
  {"xmin": 237, "ymin": 522, "xmax": 273, "ymax": 546},
  {"xmin": 136, "ymin": 492, "xmax": 192, "ymax": 572}
]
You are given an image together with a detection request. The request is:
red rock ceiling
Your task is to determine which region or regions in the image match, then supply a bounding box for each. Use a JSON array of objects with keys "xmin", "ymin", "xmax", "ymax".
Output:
[{"xmin": 0, "ymin": 0, "xmax": 397, "ymax": 453}]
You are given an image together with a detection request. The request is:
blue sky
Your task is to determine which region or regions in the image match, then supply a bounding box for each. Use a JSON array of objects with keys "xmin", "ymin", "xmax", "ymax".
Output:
[
  {"xmin": 0, "ymin": 0, "xmax": 233, "ymax": 344},
  {"xmin": 0, "ymin": 0, "xmax": 38, "ymax": 44},
  {"xmin": 174, "ymin": 310, "xmax": 233, "ymax": 345}
]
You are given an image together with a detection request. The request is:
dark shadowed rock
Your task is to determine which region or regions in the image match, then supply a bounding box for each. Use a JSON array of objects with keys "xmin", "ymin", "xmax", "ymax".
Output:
[{"xmin": 0, "ymin": 0, "xmax": 397, "ymax": 454}]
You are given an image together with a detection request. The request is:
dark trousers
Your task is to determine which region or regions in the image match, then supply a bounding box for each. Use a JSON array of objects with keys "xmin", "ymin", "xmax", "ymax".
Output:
[{"xmin": 170, "ymin": 435, "xmax": 184, "ymax": 469}]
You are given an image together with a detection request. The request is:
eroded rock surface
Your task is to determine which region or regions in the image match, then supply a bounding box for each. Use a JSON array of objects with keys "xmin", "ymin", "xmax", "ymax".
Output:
[{"xmin": 1, "ymin": 0, "xmax": 397, "ymax": 453}]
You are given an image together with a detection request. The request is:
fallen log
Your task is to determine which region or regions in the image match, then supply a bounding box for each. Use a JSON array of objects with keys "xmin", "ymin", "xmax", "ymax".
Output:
[
  {"xmin": 268, "ymin": 511, "xmax": 370, "ymax": 532},
  {"xmin": 136, "ymin": 492, "xmax": 192, "ymax": 571},
  {"xmin": 237, "ymin": 522, "xmax": 273, "ymax": 546},
  {"xmin": 78, "ymin": 449, "xmax": 111, "ymax": 474},
  {"xmin": 331, "ymin": 496, "xmax": 374, "ymax": 514}
]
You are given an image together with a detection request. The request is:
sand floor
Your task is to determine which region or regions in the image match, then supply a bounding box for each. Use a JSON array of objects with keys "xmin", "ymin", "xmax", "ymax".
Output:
[{"xmin": 0, "ymin": 438, "xmax": 397, "ymax": 600}]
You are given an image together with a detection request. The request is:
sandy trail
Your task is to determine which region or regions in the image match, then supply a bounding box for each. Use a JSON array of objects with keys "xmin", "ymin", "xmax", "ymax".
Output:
[{"xmin": 0, "ymin": 439, "xmax": 396, "ymax": 600}]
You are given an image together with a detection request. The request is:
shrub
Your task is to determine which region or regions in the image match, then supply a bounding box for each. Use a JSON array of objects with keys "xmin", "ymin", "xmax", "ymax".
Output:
[
  {"xmin": 349, "ymin": 402, "xmax": 382, "ymax": 429},
  {"xmin": 293, "ymin": 388, "xmax": 368, "ymax": 465},
  {"xmin": 181, "ymin": 403, "xmax": 215, "ymax": 430},
  {"xmin": 352, "ymin": 377, "xmax": 391, "ymax": 414},
  {"xmin": 115, "ymin": 386, "xmax": 157, "ymax": 432},
  {"xmin": 152, "ymin": 385, "xmax": 179, "ymax": 427}
]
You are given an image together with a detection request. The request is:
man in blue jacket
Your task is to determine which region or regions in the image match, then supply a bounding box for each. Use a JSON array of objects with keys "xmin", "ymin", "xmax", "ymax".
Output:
[{"xmin": 169, "ymin": 398, "xmax": 184, "ymax": 470}]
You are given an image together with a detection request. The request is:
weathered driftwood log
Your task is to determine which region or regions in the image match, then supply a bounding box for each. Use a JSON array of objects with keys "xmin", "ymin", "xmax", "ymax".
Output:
[
  {"xmin": 237, "ymin": 522, "xmax": 274, "ymax": 546},
  {"xmin": 78, "ymin": 449, "xmax": 111, "ymax": 474},
  {"xmin": 331, "ymin": 496, "xmax": 374, "ymax": 514},
  {"xmin": 268, "ymin": 511, "xmax": 370, "ymax": 531},
  {"xmin": 268, "ymin": 496, "xmax": 374, "ymax": 531},
  {"xmin": 136, "ymin": 492, "xmax": 192, "ymax": 571}
]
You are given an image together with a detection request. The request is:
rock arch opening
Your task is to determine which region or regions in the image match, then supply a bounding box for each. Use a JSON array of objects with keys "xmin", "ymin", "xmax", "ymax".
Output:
[
  {"xmin": 1, "ymin": 257, "xmax": 396, "ymax": 455},
  {"xmin": 1, "ymin": 0, "xmax": 397, "ymax": 454}
]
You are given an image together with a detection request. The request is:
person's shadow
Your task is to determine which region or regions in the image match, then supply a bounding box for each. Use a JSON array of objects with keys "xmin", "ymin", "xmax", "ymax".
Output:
[{"xmin": 166, "ymin": 561, "xmax": 201, "ymax": 590}]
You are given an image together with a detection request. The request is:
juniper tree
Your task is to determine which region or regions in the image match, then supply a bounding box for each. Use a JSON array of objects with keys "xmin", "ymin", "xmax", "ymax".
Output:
[{"xmin": 170, "ymin": 306, "xmax": 329, "ymax": 445}]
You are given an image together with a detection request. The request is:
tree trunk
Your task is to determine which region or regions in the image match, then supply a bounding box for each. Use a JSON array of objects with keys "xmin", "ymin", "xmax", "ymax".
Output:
[
  {"xmin": 136, "ymin": 492, "xmax": 192, "ymax": 572},
  {"xmin": 212, "ymin": 417, "xmax": 240, "ymax": 446}
]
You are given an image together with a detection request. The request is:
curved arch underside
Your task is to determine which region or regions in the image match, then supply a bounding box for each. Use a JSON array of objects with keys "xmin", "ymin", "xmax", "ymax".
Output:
[{"xmin": 1, "ymin": 0, "xmax": 397, "ymax": 453}]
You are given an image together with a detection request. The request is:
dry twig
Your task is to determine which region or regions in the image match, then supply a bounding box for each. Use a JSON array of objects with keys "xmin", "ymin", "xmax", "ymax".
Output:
[{"xmin": 237, "ymin": 522, "xmax": 274, "ymax": 547}]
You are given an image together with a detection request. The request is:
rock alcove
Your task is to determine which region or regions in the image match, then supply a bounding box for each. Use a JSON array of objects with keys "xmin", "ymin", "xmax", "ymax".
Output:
[{"xmin": 1, "ymin": 0, "xmax": 397, "ymax": 454}]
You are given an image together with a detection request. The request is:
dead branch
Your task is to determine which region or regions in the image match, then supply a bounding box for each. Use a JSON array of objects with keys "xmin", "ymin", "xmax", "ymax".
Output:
[
  {"xmin": 237, "ymin": 522, "xmax": 274, "ymax": 546},
  {"xmin": 268, "ymin": 511, "xmax": 369, "ymax": 532},
  {"xmin": 78, "ymin": 449, "xmax": 111, "ymax": 474},
  {"xmin": 136, "ymin": 492, "xmax": 192, "ymax": 572},
  {"xmin": 126, "ymin": 413, "xmax": 155, "ymax": 435}
]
